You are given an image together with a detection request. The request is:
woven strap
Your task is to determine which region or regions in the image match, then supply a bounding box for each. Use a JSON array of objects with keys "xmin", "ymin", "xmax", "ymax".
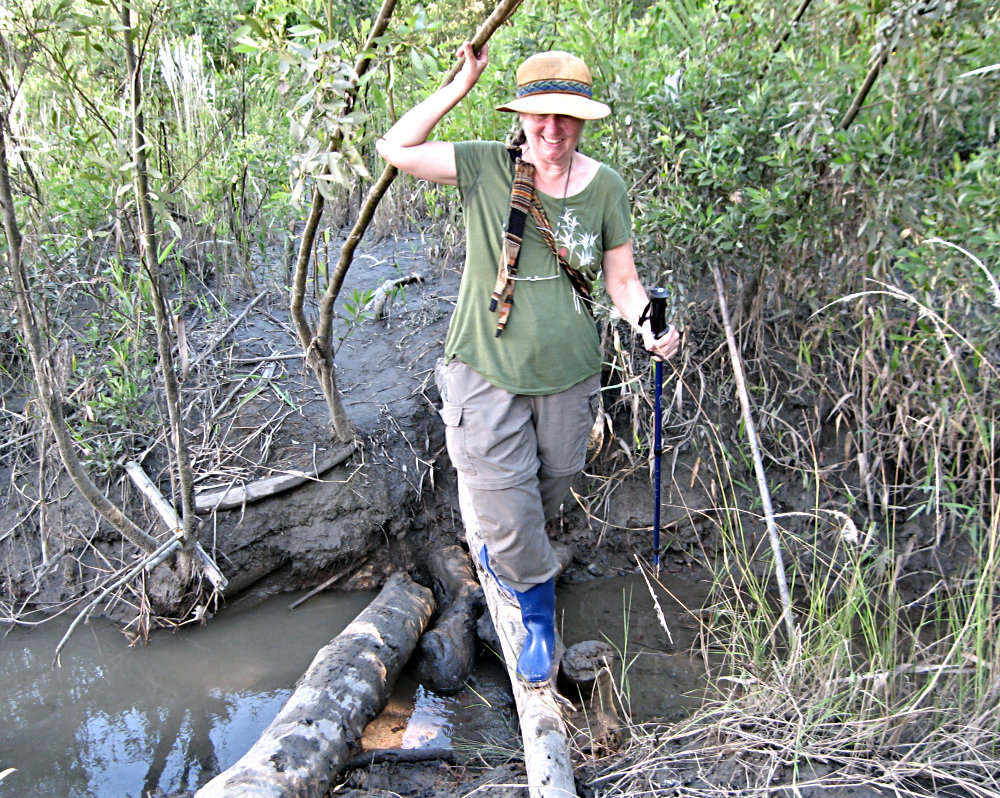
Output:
[
  {"xmin": 489, "ymin": 148, "xmax": 593, "ymax": 338},
  {"xmin": 488, "ymin": 154, "xmax": 534, "ymax": 336}
]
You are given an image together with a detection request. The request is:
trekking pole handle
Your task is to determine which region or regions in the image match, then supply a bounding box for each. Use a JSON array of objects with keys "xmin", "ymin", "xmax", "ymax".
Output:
[{"xmin": 641, "ymin": 287, "xmax": 671, "ymax": 340}]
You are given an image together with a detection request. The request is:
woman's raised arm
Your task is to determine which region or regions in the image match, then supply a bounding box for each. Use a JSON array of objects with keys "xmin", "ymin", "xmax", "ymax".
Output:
[{"xmin": 375, "ymin": 42, "xmax": 489, "ymax": 186}]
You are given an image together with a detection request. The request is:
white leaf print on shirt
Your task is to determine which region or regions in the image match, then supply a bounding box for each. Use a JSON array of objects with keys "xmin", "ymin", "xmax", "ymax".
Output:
[{"xmin": 556, "ymin": 210, "xmax": 598, "ymax": 270}]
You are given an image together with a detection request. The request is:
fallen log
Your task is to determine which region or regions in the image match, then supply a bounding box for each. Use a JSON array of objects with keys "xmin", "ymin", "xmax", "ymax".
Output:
[
  {"xmin": 288, "ymin": 560, "xmax": 366, "ymax": 610},
  {"xmin": 194, "ymin": 443, "xmax": 355, "ymax": 513},
  {"xmin": 195, "ymin": 571, "xmax": 435, "ymax": 798},
  {"xmin": 559, "ymin": 640, "xmax": 625, "ymax": 756},
  {"xmin": 458, "ymin": 474, "xmax": 578, "ymax": 798},
  {"xmin": 418, "ymin": 539, "xmax": 572, "ymax": 690},
  {"xmin": 341, "ymin": 746, "xmax": 458, "ymax": 771},
  {"xmin": 417, "ymin": 543, "xmax": 484, "ymax": 694}
]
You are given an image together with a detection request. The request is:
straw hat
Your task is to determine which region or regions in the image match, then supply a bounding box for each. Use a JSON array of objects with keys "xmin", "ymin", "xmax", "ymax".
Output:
[{"xmin": 495, "ymin": 51, "xmax": 611, "ymax": 120}]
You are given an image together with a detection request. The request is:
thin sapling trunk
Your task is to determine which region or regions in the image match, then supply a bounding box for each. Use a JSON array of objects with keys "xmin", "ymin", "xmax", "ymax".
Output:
[{"xmin": 120, "ymin": 2, "xmax": 198, "ymax": 569}]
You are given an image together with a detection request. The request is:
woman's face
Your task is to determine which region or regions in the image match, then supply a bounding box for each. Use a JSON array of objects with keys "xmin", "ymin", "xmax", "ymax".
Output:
[{"xmin": 520, "ymin": 113, "xmax": 585, "ymax": 165}]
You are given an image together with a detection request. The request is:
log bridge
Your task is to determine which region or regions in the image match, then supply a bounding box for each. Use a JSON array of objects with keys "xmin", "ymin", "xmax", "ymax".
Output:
[
  {"xmin": 195, "ymin": 490, "xmax": 621, "ymax": 797},
  {"xmin": 195, "ymin": 361, "xmax": 611, "ymax": 795},
  {"xmin": 195, "ymin": 571, "xmax": 436, "ymax": 797}
]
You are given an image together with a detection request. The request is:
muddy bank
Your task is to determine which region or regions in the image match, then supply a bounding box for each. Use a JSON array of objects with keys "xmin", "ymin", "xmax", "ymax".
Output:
[
  {"xmin": 0, "ymin": 233, "xmax": 457, "ymax": 618},
  {"xmin": 0, "ymin": 226, "xmax": 708, "ymax": 623}
]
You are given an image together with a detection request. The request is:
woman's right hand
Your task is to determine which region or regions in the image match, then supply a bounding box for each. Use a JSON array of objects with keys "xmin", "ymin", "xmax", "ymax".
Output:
[{"xmin": 456, "ymin": 41, "xmax": 489, "ymax": 94}]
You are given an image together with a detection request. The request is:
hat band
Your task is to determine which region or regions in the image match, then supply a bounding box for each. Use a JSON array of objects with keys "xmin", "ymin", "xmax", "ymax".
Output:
[{"xmin": 516, "ymin": 78, "xmax": 593, "ymax": 100}]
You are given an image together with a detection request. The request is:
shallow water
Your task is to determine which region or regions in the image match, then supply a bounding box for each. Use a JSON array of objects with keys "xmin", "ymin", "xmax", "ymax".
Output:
[
  {"xmin": 0, "ymin": 590, "xmax": 377, "ymax": 797},
  {"xmin": 0, "ymin": 569, "xmax": 707, "ymax": 797},
  {"xmin": 559, "ymin": 568, "xmax": 708, "ymax": 721}
]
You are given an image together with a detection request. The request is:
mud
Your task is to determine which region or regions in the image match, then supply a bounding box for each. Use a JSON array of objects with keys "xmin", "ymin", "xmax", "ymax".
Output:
[
  {"xmin": 0, "ymin": 225, "xmax": 703, "ymax": 618},
  {"xmin": 0, "ymin": 232, "xmax": 455, "ymax": 616}
]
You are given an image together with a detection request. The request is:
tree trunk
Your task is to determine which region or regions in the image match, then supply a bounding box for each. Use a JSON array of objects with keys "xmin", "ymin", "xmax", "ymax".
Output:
[
  {"xmin": 838, "ymin": 45, "xmax": 891, "ymax": 131},
  {"xmin": 289, "ymin": 0, "xmax": 400, "ymax": 444},
  {"xmin": 771, "ymin": 0, "xmax": 815, "ymax": 55},
  {"xmin": 290, "ymin": 0, "xmax": 525, "ymax": 441},
  {"xmin": 195, "ymin": 572, "xmax": 435, "ymax": 798},
  {"xmin": 120, "ymin": 3, "xmax": 198, "ymax": 568},
  {"xmin": 0, "ymin": 113, "xmax": 159, "ymax": 555}
]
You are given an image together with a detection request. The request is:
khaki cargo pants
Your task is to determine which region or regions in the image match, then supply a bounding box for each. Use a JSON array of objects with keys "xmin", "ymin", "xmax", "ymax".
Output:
[{"xmin": 441, "ymin": 359, "xmax": 601, "ymax": 592}]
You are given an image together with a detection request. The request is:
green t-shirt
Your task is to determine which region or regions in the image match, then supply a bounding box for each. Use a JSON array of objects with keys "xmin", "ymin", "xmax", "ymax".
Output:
[{"xmin": 445, "ymin": 141, "xmax": 632, "ymax": 395}]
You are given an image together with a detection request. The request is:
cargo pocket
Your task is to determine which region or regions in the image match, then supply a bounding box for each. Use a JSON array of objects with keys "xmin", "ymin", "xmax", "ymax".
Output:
[
  {"xmin": 588, "ymin": 389, "xmax": 602, "ymax": 419},
  {"xmin": 440, "ymin": 400, "xmax": 477, "ymax": 477},
  {"xmin": 559, "ymin": 386, "xmax": 604, "ymax": 474}
]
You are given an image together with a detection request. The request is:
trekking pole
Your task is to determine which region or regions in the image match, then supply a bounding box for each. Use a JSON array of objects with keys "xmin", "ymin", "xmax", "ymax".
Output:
[{"xmin": 641, "ymin": 287, "xmax": 670, "ymax": 575}]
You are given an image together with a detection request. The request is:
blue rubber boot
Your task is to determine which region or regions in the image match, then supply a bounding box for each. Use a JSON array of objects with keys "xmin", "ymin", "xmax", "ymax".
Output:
[
  {"xmin": 478, "ymin": 545, "xmax": 518, "ymax": 605},
  {"xmin": 514, "ymin": 578, "xmax": 556, "ymax": 685}
]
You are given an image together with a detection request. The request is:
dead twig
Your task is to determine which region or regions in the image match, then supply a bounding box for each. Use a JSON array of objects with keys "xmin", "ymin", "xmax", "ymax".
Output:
[
  {"xmin": 363, "ymin": 272, "xmax": 424, "ymax": 319},
  {"xmin": 189, "ymin": 290, "xmax": 268, "ymax": 369},
  {"xmin": 124, "ymin": 461, "xmax": 227, "ymax": 590},
  {"xmin": 52, "ymin": 534, "xmax": 182, "ymax": 664},
  {"xmin": 288, "ymin": 559, "xmax": 366, "ymax": 610},
  {"xmin": 711, "ymin": 264, "xmax": 796, "ymax": 645},
  {"xmin": 207, "ymin": 362, "xmax": 276, "ymax": 424}
]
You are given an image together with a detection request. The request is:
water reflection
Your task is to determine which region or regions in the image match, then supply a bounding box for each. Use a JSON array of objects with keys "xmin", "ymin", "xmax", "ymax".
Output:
[
  {"xmin": 0, "ymin": 589, "xmax": 375, "ymax": 797},
  {"xmin": 401, "ymin": 685, "xmax": 452, "ymax": 748},
  {"xmin": 0, "ymin": 568, "xmax": 708, "ymax": 797}
]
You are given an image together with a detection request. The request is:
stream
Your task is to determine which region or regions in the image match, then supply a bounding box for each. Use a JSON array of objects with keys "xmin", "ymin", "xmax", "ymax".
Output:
[{"xmin": 0, "ymin": 569, "xmax": 707, "ymax": 797}]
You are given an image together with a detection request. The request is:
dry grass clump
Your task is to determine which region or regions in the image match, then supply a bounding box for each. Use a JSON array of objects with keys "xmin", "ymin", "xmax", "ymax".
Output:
[
  {"xmin": 588, "ymin": 694, "xmax": 1000, "ymax": 797},
  {"xmin": 581, "ymin": 539, "xmax": 1000, "ymax": 796}
]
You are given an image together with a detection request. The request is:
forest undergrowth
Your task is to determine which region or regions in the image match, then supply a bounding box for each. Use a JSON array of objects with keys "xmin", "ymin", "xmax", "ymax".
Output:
[{"xmin": 2, "ymin": 0, "xmax": 1000, "ymax": 794}]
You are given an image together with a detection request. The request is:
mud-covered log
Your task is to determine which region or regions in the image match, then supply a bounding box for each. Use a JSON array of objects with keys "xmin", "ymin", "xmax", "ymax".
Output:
[
  {"xmin": 342, "ymin": 746, "xmax": 458, "ymax": 771},
  {"xmin": 418, "ymin": 543, "xmax": 484, "ymax": 694},
  {"xmin": 420, "ymin": 540, "xmax": 575, "ymax": 694},
  {"xmin": 457, "ymin": 474, "xmax": 578, "ymax": 798},
  {"xmin": 559, "ymin": 640, "xmax": 617, "ymax": 696},
  {"xmin": 195, "ymin": 572, "xmax": 435, "ymax": 798},
  {"xmin": 559, "ymin": 640, "xmax": 624, "ymax": 755}
]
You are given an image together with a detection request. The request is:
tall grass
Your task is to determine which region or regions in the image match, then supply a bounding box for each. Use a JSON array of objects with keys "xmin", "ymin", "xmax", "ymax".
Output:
[{"xmin": 586, "ymin": 257, "xmax": 1000, "ymax": 794}]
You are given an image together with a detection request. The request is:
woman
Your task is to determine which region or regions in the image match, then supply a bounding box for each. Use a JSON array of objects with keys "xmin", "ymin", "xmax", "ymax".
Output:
[{"xmin": 377, "ymin": 43, "xmax": 680, "ymax": 685}]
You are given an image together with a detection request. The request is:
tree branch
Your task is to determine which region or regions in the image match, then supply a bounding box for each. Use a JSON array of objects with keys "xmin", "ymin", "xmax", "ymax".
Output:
[{"xmin": 120, "ymin": 1, "xmax": 198, "ymax": 549}]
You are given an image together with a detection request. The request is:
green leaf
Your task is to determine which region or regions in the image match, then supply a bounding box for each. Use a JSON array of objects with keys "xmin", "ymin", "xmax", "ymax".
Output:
[
  {"xmin": 288, "ymin": 23, "xmax": 324, "ymax": 37},
  {"xmin": 157, "ymin": 237, "xmax": 178, "ymax": 265}
]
